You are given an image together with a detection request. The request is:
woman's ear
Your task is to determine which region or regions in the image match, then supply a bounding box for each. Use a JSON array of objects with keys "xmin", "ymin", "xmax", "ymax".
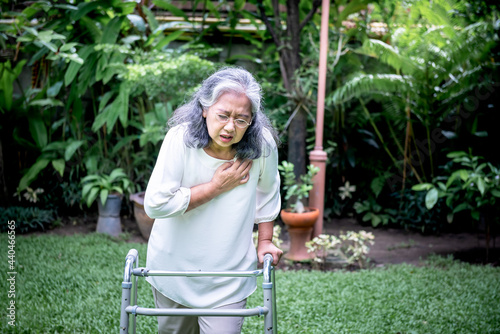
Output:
[{"xmin": 202, "ymin": 109, "xmax": 207, "ymax": 118}]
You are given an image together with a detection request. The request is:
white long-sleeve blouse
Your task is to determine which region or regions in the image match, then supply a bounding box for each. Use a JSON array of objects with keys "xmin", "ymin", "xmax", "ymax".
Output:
[{"xmin": 144, "ymin": 124, "xmax": 281, "ymax": 308}]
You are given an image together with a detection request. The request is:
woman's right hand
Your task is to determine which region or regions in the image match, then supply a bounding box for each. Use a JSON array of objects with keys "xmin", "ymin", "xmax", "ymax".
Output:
[
  {"xmin": 186, "ymin": 159, "xmax": 253, "ymax": 212},
  {"xmin": 211, "ymin": 159, "xmax": 253, "ymax": 194}
]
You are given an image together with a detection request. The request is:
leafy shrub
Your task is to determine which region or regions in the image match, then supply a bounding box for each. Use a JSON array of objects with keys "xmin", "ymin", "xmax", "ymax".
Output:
[
  {"xmin": 306, "ymin": 231, "xmax": 375, "ymax": 269},
  {"xmin": 353, "ymin": 196, "xmax": 397, "ymax": 227},
  {"xmin": 0, "ymin": 206, "xmax": 57, "ymax": 233},
  {"xmin": 392, "ymin": 189, "xmax": 447, "ymax": 233}
]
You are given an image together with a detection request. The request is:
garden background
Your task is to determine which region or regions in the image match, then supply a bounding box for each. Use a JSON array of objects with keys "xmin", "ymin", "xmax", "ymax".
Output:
[{"xmin": 1, "ymin": 0, "xmax": 499, "ymax": 333}]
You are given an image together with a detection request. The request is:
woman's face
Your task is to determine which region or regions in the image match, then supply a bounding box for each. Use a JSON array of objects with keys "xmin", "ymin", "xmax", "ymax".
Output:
[{"xmin": 202, "ymin": 91, "xmax": 252, "ymax": 156}]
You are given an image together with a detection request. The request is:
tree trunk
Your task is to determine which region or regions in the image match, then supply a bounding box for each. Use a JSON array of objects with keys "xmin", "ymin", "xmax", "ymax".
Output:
[
  {"xmin": 283, "ymin": 0, "xmax": 307, "ymax": 177},
  {"xmin": 257, "ymin": 0, "xmax": 321, "ymax": 178},
  {"xmin": 288, "ymin": 109, "xmax": 307, "ymax": 177}
]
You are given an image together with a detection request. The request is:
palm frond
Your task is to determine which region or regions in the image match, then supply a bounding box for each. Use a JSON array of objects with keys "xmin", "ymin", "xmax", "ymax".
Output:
[
  {"xmin": 354, "ymin": 39, "xmax": 421, "ymax": 75},
  {"xmin": 331, "ymin": 73, "xmax": 415, "ymax": 105}
]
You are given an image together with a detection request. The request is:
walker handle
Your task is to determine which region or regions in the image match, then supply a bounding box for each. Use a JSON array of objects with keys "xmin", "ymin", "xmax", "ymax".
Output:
[
  {"xmin": 263, "ymin": 253, "xmax": 274, "ymax": 265},
  {"xmin": 263, "ymin": 254, "xmax": 274, "ymax": 285},
  {"xmin": 126, "ymin": 249, "xmax": 138, "ymax": 260}
]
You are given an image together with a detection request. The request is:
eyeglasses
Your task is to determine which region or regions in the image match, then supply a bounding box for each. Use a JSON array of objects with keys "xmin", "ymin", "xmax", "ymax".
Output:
[{"xmin": 215, "ymin": 113, "xmax": 252, "ymax": 129}]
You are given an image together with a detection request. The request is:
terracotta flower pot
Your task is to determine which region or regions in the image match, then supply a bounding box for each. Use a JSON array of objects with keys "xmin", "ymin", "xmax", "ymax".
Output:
[
  {"xmin": 280, "ymin": 208, "xmax": 319, "ymax": 261},
  {"xmin": 129, "ymin": 192, "xmax": 155, "ymax": 241}
]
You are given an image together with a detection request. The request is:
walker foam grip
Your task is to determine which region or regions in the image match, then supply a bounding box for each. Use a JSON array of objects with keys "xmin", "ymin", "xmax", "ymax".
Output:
[{"xmin": 127, "ymin": 249, "xmax": 138, "ymax": 259}]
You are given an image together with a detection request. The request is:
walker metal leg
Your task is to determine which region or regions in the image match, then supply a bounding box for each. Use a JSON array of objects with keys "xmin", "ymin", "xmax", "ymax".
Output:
[
  {"xmin": 263, "ymin": 254, "xmax": 274, "ymax": 334},
  {"xmin": 272, "ymin": 267, "xmax": 278, "ymax": 334},
  {"xmin": 120, "ymin": 249, "xmax": 138, "ymax": 334}
]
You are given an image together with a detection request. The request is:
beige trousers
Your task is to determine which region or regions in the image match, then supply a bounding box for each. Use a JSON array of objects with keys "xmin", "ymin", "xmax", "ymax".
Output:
[{"xmin": 152, "ymin": 287, "xmax": 247, "ymax": 334}]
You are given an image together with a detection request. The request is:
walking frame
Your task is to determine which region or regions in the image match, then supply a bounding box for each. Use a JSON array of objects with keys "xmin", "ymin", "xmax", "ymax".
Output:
[{"xmin": 120, "ymin": 249, "xmax": 278, "ymax": 334}]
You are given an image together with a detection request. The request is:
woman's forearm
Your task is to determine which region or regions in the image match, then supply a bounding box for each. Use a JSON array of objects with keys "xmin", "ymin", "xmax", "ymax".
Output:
[
  {"xmin": 186, "ymin": 182, "xmax": 222, "ymax": 212},
  {"xmin": 257, "ymin": 221, "xmax": 274, "ymax": 243}
]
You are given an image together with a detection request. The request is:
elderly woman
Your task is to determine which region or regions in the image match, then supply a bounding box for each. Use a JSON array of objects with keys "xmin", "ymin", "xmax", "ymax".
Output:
[{"xmin": 144, "ymin": 67, "xmax": 282, "ymax": 334}]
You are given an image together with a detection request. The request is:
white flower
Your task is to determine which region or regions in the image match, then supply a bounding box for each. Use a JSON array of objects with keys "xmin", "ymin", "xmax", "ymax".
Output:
[{"xmin": 339, "ymin": 181, "xmax": 356, "ymax": 200}]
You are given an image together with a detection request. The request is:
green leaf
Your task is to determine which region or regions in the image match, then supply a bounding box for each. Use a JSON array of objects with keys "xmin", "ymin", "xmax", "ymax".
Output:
[
  {"xmin": 234, "ymin": 0, "xmax": 246, "ymax": 11},
  {"xmin": 142, "ymin": 5, "xmax": 159, "ymax": 31},
  {"xmin": 95, "ymin": 54, "xmax": 109, "ymax": 82},
  {"xmin": 153, "ymin": 30, "xmax": 184, "ymax": 50},
  {"xmin": 86, "ymin": 187, "xmax": 100, "ymax": 207},
  {"xmin": 59, "ymin": 43, "xmax": 78, "ymax": 52},
  {"xmin": 411, "ymin": 183, "xmax": 434, "ymax": 191},
  {"xmin": 337, "ymin": 0, "xmax": 369, "ymax": 25},
  {"xmin": 80, "ymin": 16, "xmax": 102, "ymax": 43},
  {"xmin": 153, "ymin": 0, "xmax": 189, "ymax": 19},
  {"xmin": 127, "ymin": 14, "xmax": 146, "ymax": 32},
  {"xmin": 100, "ymin": 189, "xmax": 109, "ymax": 206},
  {"xmin": 28, "ymin": 117, "xmax": 47, "ymax": 148},
  {"xmin": 37, "ymin": 40, "xmax": 58, "ymax": 52},
  {"xmin": 446, "ymin": 151, "xmax": 467, "ymax": 159},
  {"xmin": 28, "ymin": 98, "xmax": 64, "ymax": 107},
  {"xmin": 477, "ymin": 178, "xmax": 485, "ymax": 196},
  {"xmin": 47, "ymin": 81, "xmax": 63, "ymax": 97},
  {"xmin": 100, "ymin": 16, "xmax": 125, "ymax": 44},
  {"xmin": 491, "ymin": 189, "xmax": 500, "ymax": 198},
  {"xmin": 52, "ymin": 159, "xmax": 65, "ymax": 177},
  {"xmin": 82, "ymin": 183, "xmax": 95, "ymax": 199},
  {"xmin": 17, "ymin": 158, "xmax": 50, "ymax": 192},
  {"xmin": 64, "ymin": 45, "xmax": 93, "ymax": 86},
  {"xmin": 64, "ymin": 140, "xmax": 85, "ymax": 161},
  {"xmin": 425, "ymin": 188, "xmax": 439, "ymax": 209},
  {"xmin": 71, "ymin": 1, "xmax": 102, "ymax": 21},
  {"xmin": 23, "ymin": 26, "xmax": 38, "ymax": 36},
  {"xmin": 453, "ymin": 203, "xmax": 469, "ymax": 213},
  {"xmin": 118, "ymin": 87, "xmax": 130, "ymax": 127},
  {"xmin": 109, "ymin": 168, "xmax": 126, "ymax": 181},
  {"xmin": 0, "ymin": 60, "xmax": 26, "ymax": 110},
  {"xmin": 446, "ymin": 170, "xmax": 467, "ymax": 188},
  {"xmin": 331, "ymin": 74, "xmax": 413, "ymax": 105},
  {"xmin": 355, "ymin": 39, "xmax": 418, "ymax": 74}
]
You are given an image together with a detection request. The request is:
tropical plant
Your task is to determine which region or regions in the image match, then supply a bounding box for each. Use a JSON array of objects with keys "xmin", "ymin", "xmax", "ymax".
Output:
[
  {"xmin": 278, "ymin": 160, "xmax": 319, "ymax": 213},
  {"xmin": 5, "ymin": 0, "xmax": 219, "ymax": 200},
  {"xmin": 330, "ymin": 0, "xmax": 499, "ymax": 193},
  {"xmin": 81, "ymin": 168, "xmax": 132, "ymax": 208},
  {"xmin": 412, "ymin": 150, "xmax": 500, "ymax": 258},
  {"xmin": 412, "ymin": 151, "xmax": 500, "ymax": 223}
]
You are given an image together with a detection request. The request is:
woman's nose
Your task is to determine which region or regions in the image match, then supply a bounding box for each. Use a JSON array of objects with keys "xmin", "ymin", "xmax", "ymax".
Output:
[{"xmin": 223, "ymin": 119, "xmax": 236, "ymax": 131}]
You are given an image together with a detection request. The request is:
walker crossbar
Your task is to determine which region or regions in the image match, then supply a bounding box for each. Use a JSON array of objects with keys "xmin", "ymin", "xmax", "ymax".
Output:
[
  {"xmin": 133, "ymin": 267, "xmax": 264, "ymax": 277},
  {"xmin": 120, "ymin": 249, "xmax": 277, "ymax": 334},
  {"xmin": 125, "ymin": 305, "xmax": 269, "ymax": 317}
]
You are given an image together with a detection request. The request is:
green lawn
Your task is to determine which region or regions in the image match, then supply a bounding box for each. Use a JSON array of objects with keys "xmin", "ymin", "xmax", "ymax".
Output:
[{"xmin": 1, "ymin": 233, "xmax": 499, "ymax": 333}]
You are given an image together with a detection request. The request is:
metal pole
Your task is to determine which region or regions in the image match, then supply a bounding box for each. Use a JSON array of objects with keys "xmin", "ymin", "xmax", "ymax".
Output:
[
  {"xmin": 309, "ymin": 0, "xmax": 330, "ymax": 238},
  {"xmin": 263, "ymin": 254, "xmax": 274, "ymax": 333},
  {"xmin": 120, "ymin": 249, "xmax": 138, "ymax": 334}
]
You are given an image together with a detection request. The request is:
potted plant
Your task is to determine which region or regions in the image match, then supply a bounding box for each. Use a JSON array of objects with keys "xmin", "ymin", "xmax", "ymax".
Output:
[
  {"xmin": 278, "ymin": 161, "xmax": 320, "ymax": 261},
  {"xmin": 81, "ymin": 168, "xmax": 132, "ymax": 237}
]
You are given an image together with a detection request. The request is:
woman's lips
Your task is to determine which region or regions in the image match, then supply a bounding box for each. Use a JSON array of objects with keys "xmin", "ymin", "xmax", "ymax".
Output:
[{"xmin": 220, "ymin": 134, "xmax": 233, "ymax": 143}]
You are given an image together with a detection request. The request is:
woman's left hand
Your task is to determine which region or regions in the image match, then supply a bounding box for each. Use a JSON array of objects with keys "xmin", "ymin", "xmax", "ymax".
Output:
[{"xmin": 257, "ymin": 240, "xmax": 283, "ymax": 266}]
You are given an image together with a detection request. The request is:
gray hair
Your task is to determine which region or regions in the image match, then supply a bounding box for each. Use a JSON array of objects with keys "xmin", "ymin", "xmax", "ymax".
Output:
[{"xmin": 168, "ymin": 66, "xmax": 279, "ymax": 159}]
